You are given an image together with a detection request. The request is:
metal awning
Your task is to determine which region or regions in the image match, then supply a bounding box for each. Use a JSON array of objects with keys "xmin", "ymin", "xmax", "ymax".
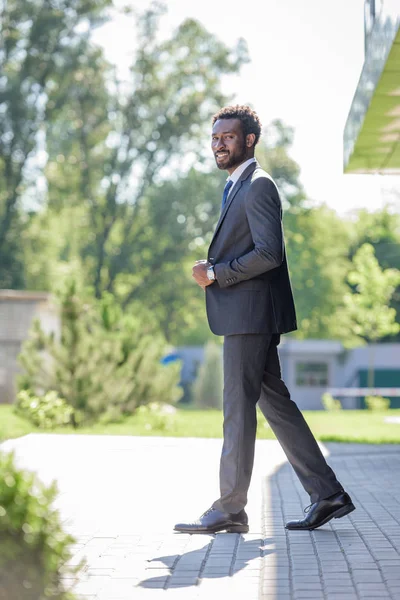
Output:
[{"xmin": 344, "ymin": 7, "xmax": 400, "ymax": 173}]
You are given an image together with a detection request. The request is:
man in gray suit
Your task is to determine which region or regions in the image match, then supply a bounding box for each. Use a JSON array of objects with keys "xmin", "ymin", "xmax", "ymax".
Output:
[{"xmin": 174, "ymin": 105, "xmax": 355, "ymax": 533}]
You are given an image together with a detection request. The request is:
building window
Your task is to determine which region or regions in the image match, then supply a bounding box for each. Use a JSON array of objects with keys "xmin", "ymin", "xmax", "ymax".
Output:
[{"xmin": 296, "ymin": 362, "xmax": 328, "ymax": 387}]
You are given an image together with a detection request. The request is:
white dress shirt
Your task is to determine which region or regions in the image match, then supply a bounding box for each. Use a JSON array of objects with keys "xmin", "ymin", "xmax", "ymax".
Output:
[{"xmin": 226, "ymin": 157, "xmax": 257, "ymax": 198}]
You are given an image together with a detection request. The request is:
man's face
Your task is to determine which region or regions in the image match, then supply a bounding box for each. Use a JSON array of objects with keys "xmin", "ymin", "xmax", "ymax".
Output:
[{"xmin": 211, "ymin": 118, "xmax": 248, "ymax": 172}]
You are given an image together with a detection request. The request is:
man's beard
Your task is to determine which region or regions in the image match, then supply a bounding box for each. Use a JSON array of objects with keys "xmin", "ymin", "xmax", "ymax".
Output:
[{"xmin": 215, "ymin": 141, "xmax": 247, "ymax": 170}]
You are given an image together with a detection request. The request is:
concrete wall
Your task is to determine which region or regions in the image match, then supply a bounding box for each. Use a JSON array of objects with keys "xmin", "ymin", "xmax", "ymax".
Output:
[{"xmin": 0, "ymin": 291, "xmax": 60, "ymax": 404}]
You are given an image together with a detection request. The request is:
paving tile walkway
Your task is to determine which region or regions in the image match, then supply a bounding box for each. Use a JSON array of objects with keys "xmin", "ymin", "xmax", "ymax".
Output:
[{"xmin": 1, "ymin": 434, "xmax": 400, "ymax": 600}]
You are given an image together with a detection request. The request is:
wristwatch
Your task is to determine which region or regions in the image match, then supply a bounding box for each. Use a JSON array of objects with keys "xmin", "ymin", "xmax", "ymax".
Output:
[{"xmin": 207, "ymin": 265, "xmax": 216, "ymax": 281}]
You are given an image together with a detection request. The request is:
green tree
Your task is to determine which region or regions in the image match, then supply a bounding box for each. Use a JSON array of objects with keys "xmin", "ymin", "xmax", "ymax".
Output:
[
  {"xmin": 284, "ymin": 204, "xmax": 351, "ymax": 339},
  {"xmin": 331, "ymin": 243, "xmax": 400, "ymax": 385},
  {"xmin": 0, "ymin": 0, "xmax": 110, "ymax": 288},
  {"xmin": 349, "ymin": 205, "xmax": 400, "ymax": 341},
  {"xmin": 18, "ymin": 280, "xmax": 182, "ymax": 423}
]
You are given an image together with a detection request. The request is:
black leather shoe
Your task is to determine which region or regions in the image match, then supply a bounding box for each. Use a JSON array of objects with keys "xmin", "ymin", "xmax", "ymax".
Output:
[
  {"xmin": 285, "ymin": 491, "xmax": 356, "ymax": 531},
  {"xmin": 174, "ymin": 507, "xmax": 249, "ymax": 534}
]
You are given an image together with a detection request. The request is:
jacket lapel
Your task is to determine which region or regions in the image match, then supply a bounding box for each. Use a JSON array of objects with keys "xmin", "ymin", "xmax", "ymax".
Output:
[{"xmin": 210, "ymin": 161, "xmax": 258, "ymax": 246}]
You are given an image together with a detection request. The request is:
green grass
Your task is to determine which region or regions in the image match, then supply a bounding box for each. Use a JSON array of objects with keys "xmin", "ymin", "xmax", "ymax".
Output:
[
  {"xmin": 1, "ymin": 404, "xmax": 400, "ymax": 444},
  {"xmin": 301, "ymin": 410, "xmax": 400, "ymax": 444}
]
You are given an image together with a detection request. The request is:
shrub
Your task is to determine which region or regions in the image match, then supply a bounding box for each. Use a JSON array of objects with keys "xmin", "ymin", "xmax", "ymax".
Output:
[
  {"xmin": 321, "ymin": 393, "xmax": 342, "ymax": 411},
  {"xmin": 18, "ymin": 281, "xmax": 183, "ymax": 424},
  {"xmin": 192, "ymin": 341, "xmax": 223, "ymax": 409},
  {"xmin": 135, "ymin": 402, "xmax": 177, "ymax": 431},
  {"xmin": 365, "ymin": 395, "xmax": 391, "ymax": 411},
  {"xmin": 0, "ymin": 450, "xmax": 83, "ymax": 600},
  {"xmin": 14, "ymin": 390, "xmax": 77, "ymax": 429}
]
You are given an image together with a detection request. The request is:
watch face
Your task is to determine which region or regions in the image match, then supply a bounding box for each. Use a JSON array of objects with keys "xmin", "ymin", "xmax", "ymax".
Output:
[{"xmin": 207, "ymin": 267, "xmax": 215, "ymax": 280}]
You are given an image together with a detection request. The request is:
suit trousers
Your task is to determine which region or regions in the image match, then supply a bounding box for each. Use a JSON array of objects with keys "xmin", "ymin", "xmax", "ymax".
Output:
[{"xmin": 212, "ymin": 333, "xmax": 343, "ymax": 514}]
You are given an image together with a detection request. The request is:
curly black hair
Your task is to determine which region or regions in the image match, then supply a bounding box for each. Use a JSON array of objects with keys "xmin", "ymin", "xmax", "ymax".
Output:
[{"xmin": 212, "ymin": 105, "xmax": 262, "ymax": 146}]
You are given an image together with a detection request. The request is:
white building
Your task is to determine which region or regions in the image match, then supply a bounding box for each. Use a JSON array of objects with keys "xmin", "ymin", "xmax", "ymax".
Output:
[
  {"xmin": 279, "ymin": 339, "xmax": 400, "ymax": 410},
  {"xmin": 0, "ymin": 290, "xmax": 60, "ymax": 404}
]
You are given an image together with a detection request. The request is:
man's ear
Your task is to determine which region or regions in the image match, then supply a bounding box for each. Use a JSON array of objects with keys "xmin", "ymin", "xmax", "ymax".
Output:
[{"xmin": 246, "ymin": 133, "xmax": 256, "ymax": 148}]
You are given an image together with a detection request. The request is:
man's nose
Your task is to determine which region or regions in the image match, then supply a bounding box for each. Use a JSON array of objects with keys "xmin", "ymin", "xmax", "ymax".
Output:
[{"xmin": 217, "ymin": 139, "xmax": 226, "ymax": 151}]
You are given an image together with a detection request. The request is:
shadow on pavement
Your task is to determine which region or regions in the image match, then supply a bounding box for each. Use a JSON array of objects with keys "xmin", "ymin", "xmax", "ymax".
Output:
[{"xmin": 139, "ymin": 535, "xmax": 274, "ymax": 590}]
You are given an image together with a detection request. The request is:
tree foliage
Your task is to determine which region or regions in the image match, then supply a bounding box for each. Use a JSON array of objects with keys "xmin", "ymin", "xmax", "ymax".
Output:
[
  {"xmin": 349, "ymin": 206, "xmax": 400, "ymax": 341},
  {"xmin": 284, "ymin": 204, "xmax": 351, "ymax": 339},
  {"xmin": 0, "ymin": 450, "xmax": 81, "ymax": 600},
  {"xmin": 0, "ymin": 0, "xmax": 110, "ymax": 288},
  {"xmin": 331, "ymin": 243, "xmax": 400, "ymax": 346},
  {"xmin": 14, "ymin": 389, "xmax": 75, "ymax": 429}
]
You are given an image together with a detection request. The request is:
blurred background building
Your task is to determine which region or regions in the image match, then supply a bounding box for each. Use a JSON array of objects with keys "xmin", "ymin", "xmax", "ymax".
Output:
[
  {"xmin": 175, "ymin": 340, "xmax": 400, "ymax": 411},
  {"xmin": 0, "ymin": 292, "xmax": 59, "ymax": 404},
  {"xmin": 344, "ymin": 0, "xmax": 400, "ymax": 173}
]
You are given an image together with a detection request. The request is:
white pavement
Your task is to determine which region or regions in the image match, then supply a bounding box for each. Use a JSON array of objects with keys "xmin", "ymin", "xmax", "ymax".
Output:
[{"xmin": 2, "ymin": 434, "xmax": 400, "ymax": 600}]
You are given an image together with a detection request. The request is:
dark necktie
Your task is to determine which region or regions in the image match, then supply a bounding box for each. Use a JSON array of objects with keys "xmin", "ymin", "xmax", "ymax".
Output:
[{"xmin": 221, "ymin": 180, "xmax": 234, "ymax": 210}]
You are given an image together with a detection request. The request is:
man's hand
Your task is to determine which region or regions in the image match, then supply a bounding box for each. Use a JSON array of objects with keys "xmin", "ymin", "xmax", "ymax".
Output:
[{"xmin": 192, "ymin": 260, "xmax": 214, "ymax": 290}]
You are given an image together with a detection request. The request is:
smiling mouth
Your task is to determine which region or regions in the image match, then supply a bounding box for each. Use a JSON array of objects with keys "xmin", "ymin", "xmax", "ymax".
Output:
[{"xmin": 215, "ymin": 151, "xmax": 229, "ymax": 159}]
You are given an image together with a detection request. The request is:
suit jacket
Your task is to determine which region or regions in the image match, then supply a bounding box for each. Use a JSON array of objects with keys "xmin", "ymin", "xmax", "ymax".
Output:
[{"xmin": 205, "ymin": 161, "xmax": 297, "ymax": 336}]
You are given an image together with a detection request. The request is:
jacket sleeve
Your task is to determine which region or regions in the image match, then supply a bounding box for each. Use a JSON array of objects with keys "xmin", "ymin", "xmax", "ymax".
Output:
[{"xmin": 213, "ymin": 177, "xmax": 284, "ymax": 289}]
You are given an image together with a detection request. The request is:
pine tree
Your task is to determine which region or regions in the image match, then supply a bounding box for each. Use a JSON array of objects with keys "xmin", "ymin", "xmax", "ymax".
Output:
[{"xmin": 18, "ymin": 280, "xmax": 182, "ymax": 424}]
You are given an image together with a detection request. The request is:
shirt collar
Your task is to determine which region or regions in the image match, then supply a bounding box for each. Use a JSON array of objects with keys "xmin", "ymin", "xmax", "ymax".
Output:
[{"xmin": 227, "ymin": 157, "xmax": 257, "ymax": 185}]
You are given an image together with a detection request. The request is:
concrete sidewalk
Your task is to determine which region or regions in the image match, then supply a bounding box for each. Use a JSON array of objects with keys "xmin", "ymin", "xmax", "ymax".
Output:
[{"xmin": 2, "ymin": 434, "xmax": 400, "ymax": 600}]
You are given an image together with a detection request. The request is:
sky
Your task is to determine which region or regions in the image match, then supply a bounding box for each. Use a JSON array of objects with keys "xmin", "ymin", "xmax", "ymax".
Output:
[{"xmin": 92, "ymin": 0, "xmax": 400, "ymax": 215}]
